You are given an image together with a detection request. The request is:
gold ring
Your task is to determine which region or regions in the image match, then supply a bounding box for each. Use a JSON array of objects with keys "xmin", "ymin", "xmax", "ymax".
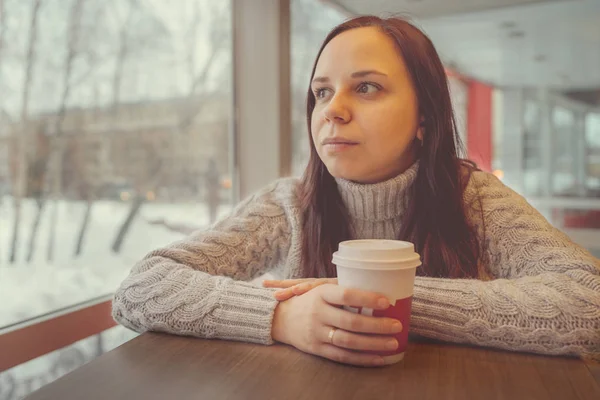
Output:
[{"xmin": 327, "ymin": 327, "xmax": 337, "ymax": 344}]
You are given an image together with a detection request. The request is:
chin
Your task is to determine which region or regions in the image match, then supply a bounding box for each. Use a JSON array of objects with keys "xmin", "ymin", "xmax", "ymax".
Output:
[{"xmin": 324, "ymin": 164, "xmax": 361, "ymax": 182}]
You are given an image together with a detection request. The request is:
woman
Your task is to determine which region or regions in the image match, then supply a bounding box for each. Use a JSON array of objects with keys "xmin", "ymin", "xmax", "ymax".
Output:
[{"xmin": 112, "ymin": 16, "xmax": 600, "ymax": 367}]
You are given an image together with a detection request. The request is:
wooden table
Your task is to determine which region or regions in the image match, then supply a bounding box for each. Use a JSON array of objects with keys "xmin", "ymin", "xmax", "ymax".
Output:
[{"xmin": 26, "ymin": 332, "xmax": 600, "ymax": 400}]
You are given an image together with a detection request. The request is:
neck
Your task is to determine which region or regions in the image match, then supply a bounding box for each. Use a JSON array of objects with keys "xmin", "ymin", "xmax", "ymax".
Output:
[{"xmin": 334, "ymin": 162, "xmax": 419, "ymax": 239}]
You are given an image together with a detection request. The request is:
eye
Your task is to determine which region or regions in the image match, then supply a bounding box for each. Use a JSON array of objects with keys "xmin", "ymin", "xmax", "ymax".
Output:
[
  {"xmin": 356, "ymin": 82, "xmax": 380, "ymax": 94},
  {"xmin": 314, "ymin": 88, "xmax": 331, "ymax": 99}
]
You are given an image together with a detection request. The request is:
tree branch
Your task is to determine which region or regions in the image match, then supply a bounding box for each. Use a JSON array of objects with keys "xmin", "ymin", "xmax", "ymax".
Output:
[{"xmin": 0, "ymin": 0, "xmax": 6, "ymax": 65}]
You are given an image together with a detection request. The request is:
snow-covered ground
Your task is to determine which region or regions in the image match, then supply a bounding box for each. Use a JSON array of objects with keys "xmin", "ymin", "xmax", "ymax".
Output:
[
  {"xmin": 0, "ymin": 196, "xmax": 235, "ymax": 399},
  {"xmin": 0, "ymin": 196, "xmax": 232, "ymax": 327}
]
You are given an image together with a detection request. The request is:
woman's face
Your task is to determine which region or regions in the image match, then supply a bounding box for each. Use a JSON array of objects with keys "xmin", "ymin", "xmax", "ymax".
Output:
[{"xmin": 310, "ymin": 27, "xmax": 422, "ymax": 184}]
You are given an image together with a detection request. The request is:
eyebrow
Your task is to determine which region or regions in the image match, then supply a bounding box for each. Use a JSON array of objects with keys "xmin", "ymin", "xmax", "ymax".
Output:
[{"xmin": 311, "ymin": 70, "xmax": 388, "ymax": 85}]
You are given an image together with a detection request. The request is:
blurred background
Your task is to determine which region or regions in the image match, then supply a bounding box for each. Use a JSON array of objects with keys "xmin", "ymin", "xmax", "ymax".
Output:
[{"xmin": 0, "ymin": 0, "xmax": 599, "ymax": 398}]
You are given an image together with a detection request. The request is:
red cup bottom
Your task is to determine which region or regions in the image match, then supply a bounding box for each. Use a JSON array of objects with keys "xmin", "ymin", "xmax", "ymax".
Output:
[{"xmin": 344, "ymin": 296, "xmax": 413, "ymax": 358}]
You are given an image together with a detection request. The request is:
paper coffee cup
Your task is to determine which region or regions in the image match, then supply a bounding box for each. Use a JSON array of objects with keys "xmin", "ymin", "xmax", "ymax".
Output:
[{"xmin": 332, "ymin": 240, "xmax": 421, "ymax": 365}]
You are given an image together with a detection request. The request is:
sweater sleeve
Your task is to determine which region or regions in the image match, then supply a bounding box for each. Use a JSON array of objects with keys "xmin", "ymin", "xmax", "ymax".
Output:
[
  {"xmin": 112, "ymin": 179, "xmax": 297, "ymax": 345},
  {"xmin": 410, "ymin": 171, "xmax": 600, "ymax": 360}
]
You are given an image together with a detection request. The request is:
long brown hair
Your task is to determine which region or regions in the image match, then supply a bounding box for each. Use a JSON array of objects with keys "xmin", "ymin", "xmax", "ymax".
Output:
[{"xmin": 299, "ymin": 16, "xmax": 481, "ymax": 279}]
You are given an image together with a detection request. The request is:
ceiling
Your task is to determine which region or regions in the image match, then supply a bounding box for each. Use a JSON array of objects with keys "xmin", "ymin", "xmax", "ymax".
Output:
[
  {"xmin": 322, "ymin": 0, "xmax": 600, "ymax": 90},
  {"xmin": 325, "ymin": 0, "xmax": 569, "ymax": 19}
]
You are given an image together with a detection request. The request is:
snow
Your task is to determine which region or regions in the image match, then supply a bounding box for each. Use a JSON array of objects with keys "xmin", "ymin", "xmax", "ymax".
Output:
[
  {"xmin": 0, "ymin": 196, "xmax": 232, "ymax": 327},
  {"xmin": 0, "ymin": 196, "xmax": 234, "ymax": 399}
]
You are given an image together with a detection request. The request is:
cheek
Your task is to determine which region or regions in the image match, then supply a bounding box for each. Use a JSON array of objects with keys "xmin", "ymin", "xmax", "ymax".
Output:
[
  {"xmin": 311, "ymin": 107, "xmax": 322, "ymax": 125},
  {"xmin": 371, "ymin": 100, "xmax": 418, "ymax": 138},
  {"xmin": 310, "ymin": 117, "xmax": 317, "ymax": 137},
  {"xmin": 359, "ymin": 107, "xmax": 418, "ymax": 155},
  {"xmin": 310, "ymin": 111, "xmax": 324, "ymax": 141}
]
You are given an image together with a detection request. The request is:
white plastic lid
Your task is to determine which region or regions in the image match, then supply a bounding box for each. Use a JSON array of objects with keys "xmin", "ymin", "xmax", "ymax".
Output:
[{"xmin": 332, "ymin": 239, "xmax": 421, "ymax": 270}]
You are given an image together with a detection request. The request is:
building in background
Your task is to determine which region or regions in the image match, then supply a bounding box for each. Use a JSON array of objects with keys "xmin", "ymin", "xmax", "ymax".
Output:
[{"xmin": 0, "ymin": 96, "xmax": 230, "ymax": 202}]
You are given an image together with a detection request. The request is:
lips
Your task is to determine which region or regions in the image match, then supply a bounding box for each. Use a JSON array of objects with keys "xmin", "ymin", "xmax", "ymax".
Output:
[
  {"xmin": 322, "ymin": 137, "xmax": 359, "ymax": 146},
  {"xmin": 321, "ymin": 137, "xmax": 359, "ymax": 154}
]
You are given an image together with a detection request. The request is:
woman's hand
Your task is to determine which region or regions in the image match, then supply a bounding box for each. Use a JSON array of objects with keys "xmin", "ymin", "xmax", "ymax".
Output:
[
  {"xmin": 270, "ymin": 283, "xmax": 402, "ymax": 367},
  {"xmin": 263, "ymin": 278, "xmax": 338, "ymax": 301}
]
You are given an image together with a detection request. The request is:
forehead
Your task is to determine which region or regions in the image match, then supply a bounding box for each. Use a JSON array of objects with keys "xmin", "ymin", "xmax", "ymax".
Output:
[{"xmin": 314, "ymin": 26, "xmax": 407, "ymax": 77}]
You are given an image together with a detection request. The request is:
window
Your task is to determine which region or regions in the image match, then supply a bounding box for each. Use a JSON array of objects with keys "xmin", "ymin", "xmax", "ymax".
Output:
[
  {"xmin": 585, "ymin": 112, "xmax": 600, "ymax": 192},
  {"xmin": 522, "ymin": 99, "xmax": 542, "ymax": 195},
  {"xmin": 0, "ymin": 0, "xmax": 233, "ymax": 390},
  {"xmin": 551, "ymin": 106, "xmax": 576, "ymax": 195}
]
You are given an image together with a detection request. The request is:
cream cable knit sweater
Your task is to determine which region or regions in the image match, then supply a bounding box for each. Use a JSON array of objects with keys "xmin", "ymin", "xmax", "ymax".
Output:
[{"xmin": 112, "ymin": 164, "xmax": 600, "ymax": 359}]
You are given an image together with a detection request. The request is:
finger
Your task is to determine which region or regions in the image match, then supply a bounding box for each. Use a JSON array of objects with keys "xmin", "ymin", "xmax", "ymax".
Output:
[
  {"xmin": 320, "ymin": 327, "xmax": 398, "ymax": 352},
  {"xmin": 317, "ymin": 343, "xmax": 385, "ymax": 367},
  {"xmin": 275, "ymin": 281, "xmax": 326, "ymax": 301},
  {"xmin": 292, "ymin": 282, "xmax": 319, "ymax": 295},
  {"xmin": 320, "ymin": 305, "xmax": 403, "ymax": 335},
  {"xmin": 263, "ymin": 279, "xmax": 314, "ymax": 288},
  {"xmin": 318, "ymin": 284, "xmax": 390, "ymax": 310},
  {"xmin": 292, "ymin": 283, "xmax": 312, "ymax": 294},
  {"xmin": 274, "ymin": 288, "xmax": 296, "ymax": 301},
  {"xmin": 292, "ymin": 278, "xmax": 338, "ymax": 295}
]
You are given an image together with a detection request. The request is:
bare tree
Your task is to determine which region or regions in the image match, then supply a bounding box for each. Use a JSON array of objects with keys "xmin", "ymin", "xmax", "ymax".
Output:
[
  {"xmin": 41, "ymin": 0, "xmax": 87, "ymax": 262},
  {"xmin": 25, "ymin": 122, "xmax": 50, "ymax": 262},
  {"xmin": 71, "ymin": 0, "xmax": 136, "ymax": 258},
  {"xmin": 75, "ymin": 0, "xmax": 169, "ymax": 256},
  {"xmin": 110, "ymin": 0, "xmax": 135, "ymax": 114},
  {"xmin": 0, "ymin": 0, "xmax": 7, "ymax": 264},
  {"xmin": 9, "ymin": 0, "xmax": 43, "ymax": 264},
  {"xmin": 0, "ymin": 0, "xmax": 6, "ymax": 64},
  {"xmin": 73, "ymin": 85, "xmax": 100, "ymax": 257},
  {"xmin": 20, "ymin": 0, "xmax": 114, "ymax": 261},
  {"xmin": 111, "ymin": 2, "xmax": 229, "ymax": 253}
]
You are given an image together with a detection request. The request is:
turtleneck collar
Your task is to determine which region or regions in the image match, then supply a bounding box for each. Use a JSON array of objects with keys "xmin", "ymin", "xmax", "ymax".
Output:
[{"xmin": 334, "ymin": 162, "xmax": 419, "ymax": 222}]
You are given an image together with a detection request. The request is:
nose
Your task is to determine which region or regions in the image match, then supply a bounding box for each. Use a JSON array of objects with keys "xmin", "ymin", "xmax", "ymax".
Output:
[{"xmin": 323, "ymin": 94, "xmax": 351, "ymax": 124}]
